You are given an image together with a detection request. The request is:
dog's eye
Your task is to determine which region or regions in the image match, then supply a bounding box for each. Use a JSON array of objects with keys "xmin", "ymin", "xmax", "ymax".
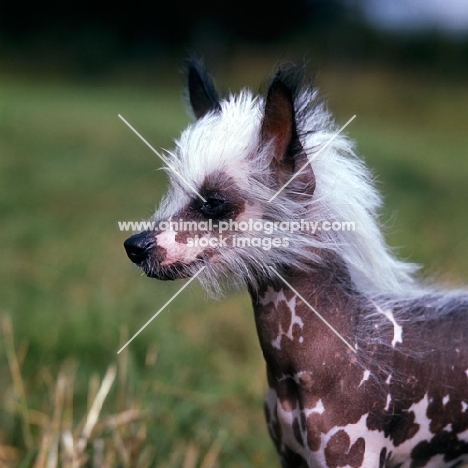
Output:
[{"xmin": 200, "ymin": 197, "xmax": 229, "ymax": 218}]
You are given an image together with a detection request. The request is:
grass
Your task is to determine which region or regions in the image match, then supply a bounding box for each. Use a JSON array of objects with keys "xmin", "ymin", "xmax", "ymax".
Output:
[{"xmin": 1, "ymin": 61, "xmax": 468, "ymax": 467}]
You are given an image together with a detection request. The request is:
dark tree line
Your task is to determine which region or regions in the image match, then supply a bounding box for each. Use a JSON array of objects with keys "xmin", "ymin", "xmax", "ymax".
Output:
[{"xmin": 1, "ymin": 0, "xmax": 467, "ymax": 77}]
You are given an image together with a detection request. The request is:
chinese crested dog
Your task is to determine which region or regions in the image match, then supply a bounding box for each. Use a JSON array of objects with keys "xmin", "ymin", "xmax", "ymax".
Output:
[{"xmin": 124, "ymin": 59, "xmax": 468, "ymax": 468}]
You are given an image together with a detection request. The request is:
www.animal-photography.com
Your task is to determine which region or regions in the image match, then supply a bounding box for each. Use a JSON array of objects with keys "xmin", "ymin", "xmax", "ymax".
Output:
[{"xmin": 1, "ymin": 2, "xmax": 468, "ymax": 467}]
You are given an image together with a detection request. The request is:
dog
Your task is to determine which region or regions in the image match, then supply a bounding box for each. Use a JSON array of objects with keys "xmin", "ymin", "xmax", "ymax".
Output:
[{"xmin": 124, "ymin": 58, "xmax": 468, "ymax": 467}]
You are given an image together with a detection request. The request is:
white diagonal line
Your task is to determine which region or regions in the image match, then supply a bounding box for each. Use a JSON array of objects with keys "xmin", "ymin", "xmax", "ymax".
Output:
[
  {"xmin": 268, "ymin": 115, "xmax": 356, "ymax": 203},
  {"xmin": 117, "ymin": 266, "xmax": 206, "ymax": 354},
  {"xmin": 269, "ymin": 266, "xmax": 357, "ymax": 353},
  {"xmin": 118, "ymin": 114, "xmax": 207, "ymax": 203}
]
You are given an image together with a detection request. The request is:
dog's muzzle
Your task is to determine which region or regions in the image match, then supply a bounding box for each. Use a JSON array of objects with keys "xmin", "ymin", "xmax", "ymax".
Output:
[
  {"xmin": 124, "ymin": 230, "xmax": 202, "ymax": 281},
  {"xmin": 124, "ymin": 231, "xmax": 154, "ymax": 265}
]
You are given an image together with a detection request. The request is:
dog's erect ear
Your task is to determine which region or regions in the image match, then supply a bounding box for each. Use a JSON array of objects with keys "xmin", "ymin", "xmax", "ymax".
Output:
[
  {"xmin": 186, "ymin": 58, "xmax": 221, "ymax": 120},
  {"xmin": 261, "ymin": 70, "xmax": 315, "ymax": 194},
  {"xmin": 261, "ymin": 77, "xmax": 300, "ymax": 182}
]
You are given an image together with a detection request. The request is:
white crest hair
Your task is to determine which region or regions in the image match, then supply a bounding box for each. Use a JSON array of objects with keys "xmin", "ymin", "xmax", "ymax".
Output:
[{"xmin": 153, "ymin": 69, "xmax": 422, "ymax": 297}]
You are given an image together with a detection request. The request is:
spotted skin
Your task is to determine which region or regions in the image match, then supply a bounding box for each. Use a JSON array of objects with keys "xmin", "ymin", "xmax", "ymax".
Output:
[{"xmin": 250, "ymin": 257, "xmax": 468, "ymax": 468}]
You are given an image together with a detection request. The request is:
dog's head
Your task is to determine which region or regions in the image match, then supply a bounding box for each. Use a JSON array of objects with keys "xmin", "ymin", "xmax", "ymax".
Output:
[{"xmin": 124, "ymin": 59, "xmax": 317, "ymax": 291}]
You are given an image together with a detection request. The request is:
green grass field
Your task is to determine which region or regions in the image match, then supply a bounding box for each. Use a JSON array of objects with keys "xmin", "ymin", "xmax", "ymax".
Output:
[{"xmin": 1, "ymin": 62, "xmax": 468, "ymax": 467}]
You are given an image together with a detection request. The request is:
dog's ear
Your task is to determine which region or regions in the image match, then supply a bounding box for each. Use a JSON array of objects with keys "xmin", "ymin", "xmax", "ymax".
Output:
[
  {"xmin": 186, "ymin": 58, "xmax": 221, "ymax": 120},
  {"xmin": 261, "ymin": 72, "xmax": 315, "ymax": 194},
  {"xmin": 261, "ymin": 77, "xmax": 300, "ymax": 183}
]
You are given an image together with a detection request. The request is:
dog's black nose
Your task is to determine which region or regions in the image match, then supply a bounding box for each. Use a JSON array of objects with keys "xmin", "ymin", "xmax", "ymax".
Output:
[{"xmin": 124, "ymin": 231, "xmax": 154, "ymax": 264}]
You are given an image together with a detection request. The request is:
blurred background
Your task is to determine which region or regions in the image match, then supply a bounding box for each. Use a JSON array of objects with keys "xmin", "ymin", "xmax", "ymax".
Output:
[{"xmin": 1, "ymin": 1, "xmax": 468, "ymax": 466}]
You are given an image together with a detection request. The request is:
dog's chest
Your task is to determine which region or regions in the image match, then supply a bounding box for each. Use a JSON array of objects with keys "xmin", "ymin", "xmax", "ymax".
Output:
[{"xmin": 253, "ymin": 285, "xmax": 374, "ymax": 465}]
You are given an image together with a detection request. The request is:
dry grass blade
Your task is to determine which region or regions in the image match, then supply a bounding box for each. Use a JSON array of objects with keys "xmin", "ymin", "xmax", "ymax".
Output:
[
  {"xmin": 117, "ymin": 326, "xmax": 129, "ymax": 414},
  {"xmin": 60, "ymin": 430, "xmax": 75, "ymax": 464},
  {"xmin": 102, "ymin": 409, "xmax": 148, "ymax": 428},
  {"xmin": 76, "ymin": 364, "xmax": 117, "ymax": 454},
  {"xmin": 110, "ymin": 426, "xmax": 130, "ymax": 466},
  {"xmin": 182, "ymin": 442, "xmax": 199, "ymax": 468},
  {"xmin": 34, "ymin": 367, "xmax": 75, "ymax": 468},
  {"xmin": 45, "ymin": 434, "xmax": 59, "ymax": 468},
  {"xmin": 199, "ymin": 439, "xmax": 222, "ymax": 468},
  {"xmin": 1, "ymin": 315, "xmax": 33, "ymax": 450},
  {"xmin": 200, "ymin": 431, "xmax": 226, "ymax": 468}
]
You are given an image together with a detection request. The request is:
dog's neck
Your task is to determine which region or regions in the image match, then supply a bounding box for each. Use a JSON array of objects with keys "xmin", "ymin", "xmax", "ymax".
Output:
[{"xmin": 248, "ymin": 252, "xmax": 362, "ymax": 379}]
